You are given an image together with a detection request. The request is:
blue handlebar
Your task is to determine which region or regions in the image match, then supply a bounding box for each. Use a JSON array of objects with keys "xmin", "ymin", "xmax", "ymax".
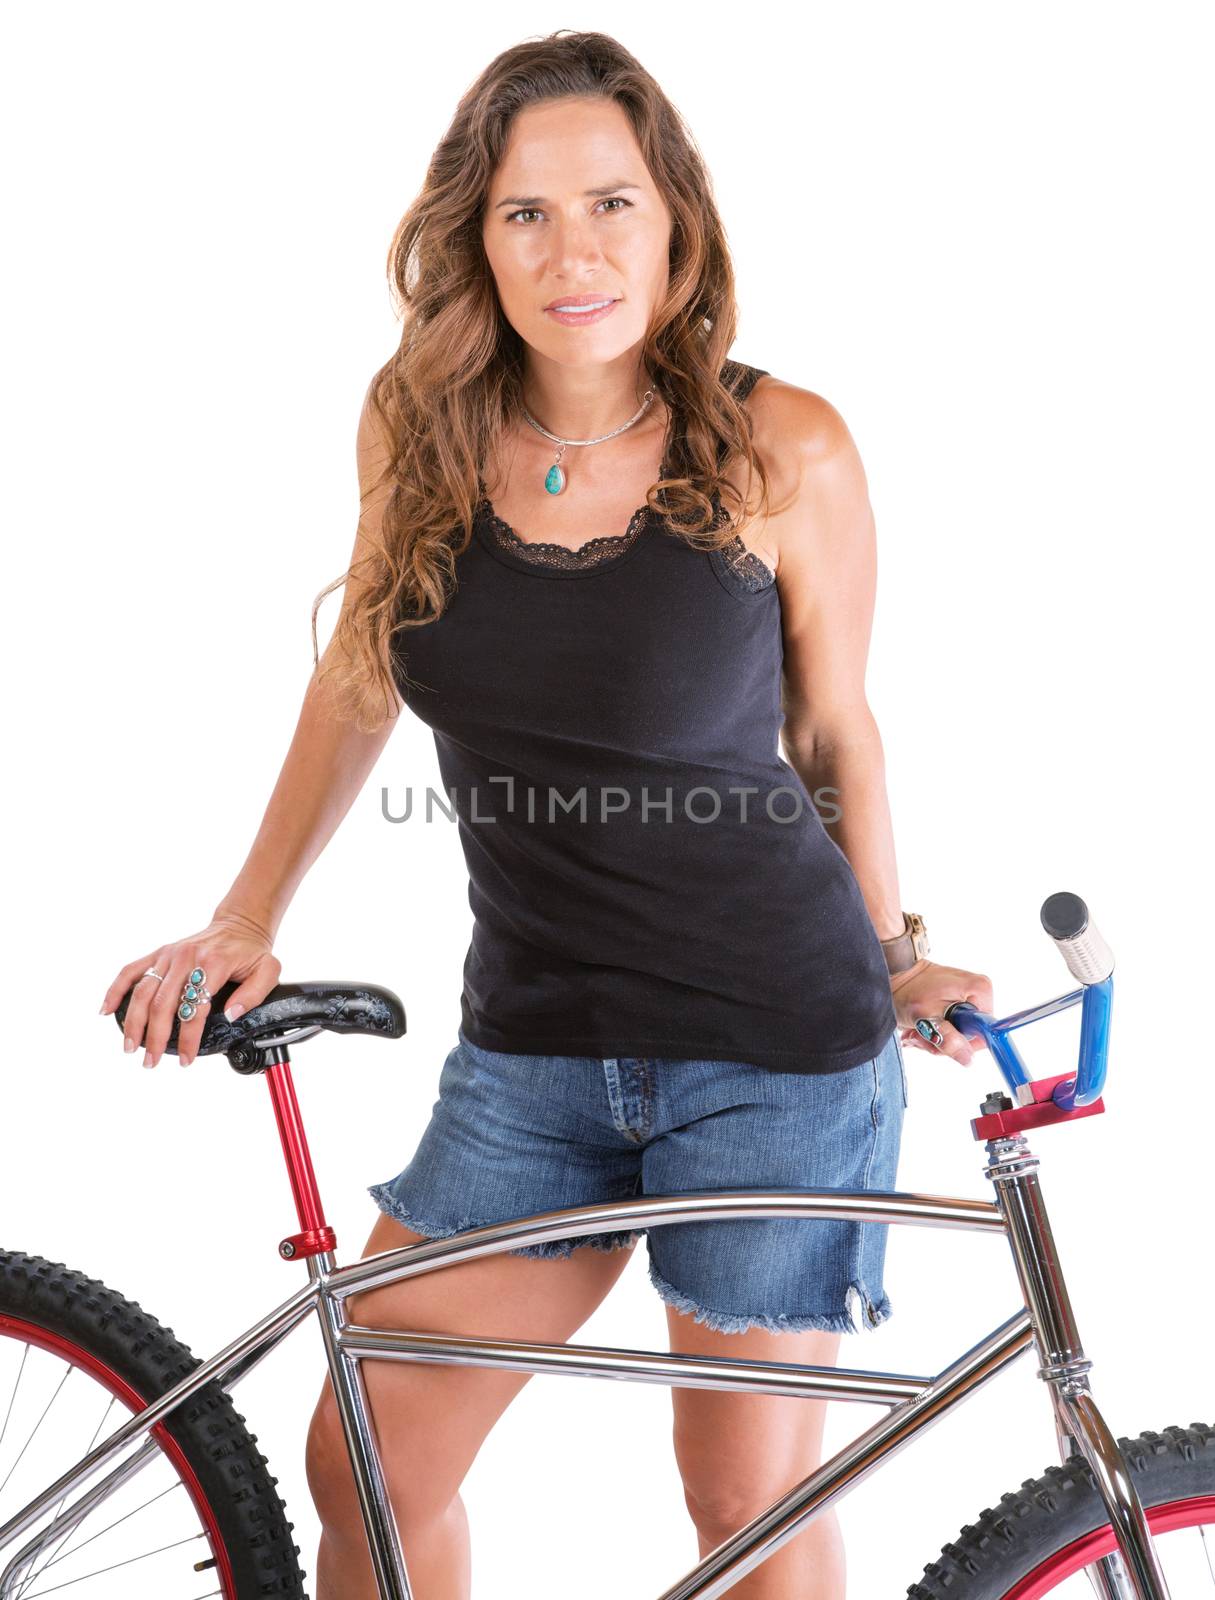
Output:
[
  {"xmin": 945, "ymin": 974, "xmax": 1112, "ymax": 1110},
  {"xmin": 941, "ymin": 892, "xmax": 1113, "ymax": 1112}
]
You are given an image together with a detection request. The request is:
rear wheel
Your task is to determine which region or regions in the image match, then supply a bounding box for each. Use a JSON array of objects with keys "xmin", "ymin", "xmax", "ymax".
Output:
[
  {"xmin": 907, "ymin": 1422, "xmax": 1215, "ymax": 1598},
  {"xmin": 0, "ymin": 1248, "xmax": 306, "ymax": 1597}
]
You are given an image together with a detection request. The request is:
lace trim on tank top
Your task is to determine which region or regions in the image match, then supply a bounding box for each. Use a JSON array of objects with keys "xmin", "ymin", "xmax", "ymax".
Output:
[
  {"xmin": 712, "ymin": 535, "xmax": 776, "ymax": 592},
  {"xmin": 478, "ymin": 492, "xmax": 773, "ymax": 588},
  {"xmin": 476, "ymin": 490, "xmax": 652, "ymax": 570},
  {"xmin": 476, "ymin": 359, "xmax": 774, "ymax": 580}
]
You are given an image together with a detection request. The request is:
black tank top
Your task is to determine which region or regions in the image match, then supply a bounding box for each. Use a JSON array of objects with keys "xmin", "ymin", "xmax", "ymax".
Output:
[{"xmin": 393, "ymin": 359, "xmax": 897, "ymax": 1073}]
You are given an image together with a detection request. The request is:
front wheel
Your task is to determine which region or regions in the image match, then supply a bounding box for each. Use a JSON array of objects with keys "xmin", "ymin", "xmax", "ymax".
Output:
[
  {"xmin": 907, "ymin": 1422, "xmax": 1215, "ymax": 1598},
  {"xmin": 0, "ymin": 1248, "xmax": 307, "ymax": 1597}
]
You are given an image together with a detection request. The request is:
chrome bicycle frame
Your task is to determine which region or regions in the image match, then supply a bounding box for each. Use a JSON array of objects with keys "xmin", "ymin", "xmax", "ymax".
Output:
[{"xmin": 0, "ymin": 1029, "xmax": 1173, "ymax": 1600}]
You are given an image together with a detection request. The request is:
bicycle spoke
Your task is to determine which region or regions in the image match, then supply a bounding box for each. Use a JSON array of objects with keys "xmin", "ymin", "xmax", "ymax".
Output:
[
  {"xmin": 0, "ymin": 1341, "xmax": 224, "ymax": 1599},
  {"xmin": 20, "ymin": 1477, "xmax": 186, "ymax": 1586},
  {"xmin": 18, "ymin": 1528, "xmax": 211, "ymax": 1595},
  {"xmin": 0, "ymin": 1364, "xmax": 73, "ymax": 1499},
  {"xmin": 0, "ymin": 1257, "xmax": 306, "ymax": 1596},
  {"xmin": 0, "ymin": 1343, "xmax": 31, "ymax": 1459},
  {"xmin": 1078, "ymin": 1521, "xmax": 1215, "ymax": 1597},
  {"xmin": 14, "ymin": 1394, "xmax": 123, "ymax": 1600}
]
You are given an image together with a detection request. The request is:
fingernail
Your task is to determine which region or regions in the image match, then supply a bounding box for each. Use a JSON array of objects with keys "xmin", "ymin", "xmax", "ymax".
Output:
[
  {"xmin": 99, "ymin": 1003, "xmax": 109, "ymax": 1015},
  {"xmin": 225, "ymin": 1004, "xmax": 244, "ymax": 1022},
  {"xmin": 142, "ymin": 1052, "xmax": 154, "ymax": 1068},
  {"xmin": 124, "ymin": 1037, "xmax": 136, "ymax": 1054},
  {"xmin": 180, "ymin": 1054, "xmax": 191, "ymax": 1067}
]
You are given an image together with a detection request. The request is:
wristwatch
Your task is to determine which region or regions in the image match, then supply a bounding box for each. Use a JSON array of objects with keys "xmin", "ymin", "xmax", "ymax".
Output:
[{"xmin": 881, "ymin": 911, "xmax": 930, "ymax": 976}]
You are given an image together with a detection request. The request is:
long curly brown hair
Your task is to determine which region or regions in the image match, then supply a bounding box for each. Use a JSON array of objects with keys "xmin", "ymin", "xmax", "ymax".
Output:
[{"xmin": 311, "ymin": 28, "xmax": 772, "ymax": 731}]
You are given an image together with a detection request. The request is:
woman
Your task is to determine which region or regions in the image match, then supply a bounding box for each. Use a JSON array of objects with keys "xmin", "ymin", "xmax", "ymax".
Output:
[{"xmin": 101, "ymin": 30, "xmax": 992, "ymax": 1600}]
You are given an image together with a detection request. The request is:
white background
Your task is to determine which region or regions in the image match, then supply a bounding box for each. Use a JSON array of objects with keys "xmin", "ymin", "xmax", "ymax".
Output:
[{"xmin": 3, "ymin": 2, "xmax": 1212, "ymax": 1595}]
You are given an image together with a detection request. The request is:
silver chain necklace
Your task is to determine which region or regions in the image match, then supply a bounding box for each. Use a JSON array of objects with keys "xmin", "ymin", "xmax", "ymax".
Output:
[{"xmin": 521, "ymin": 387, "xmax": 656, "ymax": 496}]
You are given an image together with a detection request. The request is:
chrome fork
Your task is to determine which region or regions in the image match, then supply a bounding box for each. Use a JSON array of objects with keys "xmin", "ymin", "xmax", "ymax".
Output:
[{"xmin": 985, "ymin": 1132, "xmax": 1170, "ymax": 1600}]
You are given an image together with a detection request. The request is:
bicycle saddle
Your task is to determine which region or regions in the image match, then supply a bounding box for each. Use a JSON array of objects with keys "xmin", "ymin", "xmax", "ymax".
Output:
[{"xmin": 113, "ymin": 978, "xmax": 407, "ymax": 1059}]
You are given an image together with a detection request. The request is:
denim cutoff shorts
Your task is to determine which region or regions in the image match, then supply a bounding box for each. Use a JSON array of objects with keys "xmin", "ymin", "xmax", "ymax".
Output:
[{"xmin": 367, "ymin": 1026, "xmax": 909, "ymax": 1336}]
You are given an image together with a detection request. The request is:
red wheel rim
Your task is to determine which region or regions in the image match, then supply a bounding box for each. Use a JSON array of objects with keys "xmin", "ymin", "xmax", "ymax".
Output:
[
  {"xmin": 0, "ymin": 1312, "xmax": 237, "ymax": 1598},
  {"xmin": 1000, "ymin": 1493, "xmax": 1215, "ymax": 1598}
]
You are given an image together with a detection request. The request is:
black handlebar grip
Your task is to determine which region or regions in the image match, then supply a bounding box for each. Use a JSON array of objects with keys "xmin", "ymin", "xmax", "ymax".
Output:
[{"xmin": 1040, "ymin": 891, "xmax": 1114, "ymax": 984}]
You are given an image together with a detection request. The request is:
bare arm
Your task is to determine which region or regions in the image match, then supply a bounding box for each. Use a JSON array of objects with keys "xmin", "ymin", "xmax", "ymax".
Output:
[
  {"xmin": 215, "ymin": 378, "xmax": 404, "ymax": 939},
  {"xmin": 758, "ymin": 383, "xmax": 905, "ymax": 943},
  {"xmin": 763, "ymin": 383, "xmax": 993, "ymax": 1066},
  {"xmin": 211, "ymin": 645, "xmax": 398, "ymax": 944},
  {"xmin": 101, "ymin": 381, "xmax": 406, "ymax": 1063}
]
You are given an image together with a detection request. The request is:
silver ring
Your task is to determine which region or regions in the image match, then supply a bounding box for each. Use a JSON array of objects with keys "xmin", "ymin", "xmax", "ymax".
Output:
[
  {"xmin": 914, "ymin": 1016, "xmax": 946, "ymax": 1049},
  {"xmin": 142, "ymin": 968, "xmax": 165, "ymax": 982},
  {"xmin": 177, "ymin": 966, "xmax": 212, "ymax": 1023}
]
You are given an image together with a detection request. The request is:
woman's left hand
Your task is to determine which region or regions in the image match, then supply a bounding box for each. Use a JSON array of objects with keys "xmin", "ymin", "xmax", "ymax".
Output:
[{"xmin": 889, "ymin": 958, "xmax": 993, "ymax": 1067}]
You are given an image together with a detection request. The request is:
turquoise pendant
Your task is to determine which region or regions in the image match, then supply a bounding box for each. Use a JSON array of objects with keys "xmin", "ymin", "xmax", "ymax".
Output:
[{"xmin": 544, "ymin": 463, "xmax": 565, "ymax": 495}]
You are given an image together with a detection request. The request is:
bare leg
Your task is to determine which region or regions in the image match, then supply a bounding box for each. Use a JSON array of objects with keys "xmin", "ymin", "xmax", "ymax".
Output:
[
  {"xmin": 316, "ymin": 1495, "xmax": 471, "ymax": 1600},
  {"xmin": 666, "ymin": 1307, "xmax": 847, "ymax": 1600},
  {"xmin": 308, "ymin": 1212, "xmax": 637, "ymax": 1600},
  {"xmin": 689, "ymin": 1508, "xmax": 845, "ymax": 1600}
]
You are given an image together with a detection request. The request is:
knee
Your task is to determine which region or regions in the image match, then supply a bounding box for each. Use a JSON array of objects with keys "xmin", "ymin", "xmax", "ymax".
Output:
[
  {"xmin": 306, "ymin": 1387, "xmax": 360, "ymax": 1531},
  {"xmin": 674, "ymin": 1429, "xmax": 817, "ymax": 1538},
  {"xmin": 681, "ymin": 1476, "xmax": 781, "ymax": 1538},
  {"xmin": 304, "ymin": 1379, "xmax": 461, "ymax": 1533}
]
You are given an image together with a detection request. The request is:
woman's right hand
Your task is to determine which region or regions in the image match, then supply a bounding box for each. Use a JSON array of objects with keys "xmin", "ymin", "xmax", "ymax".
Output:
[{"xmin": 100, "ymin": 911, "xmax": 283, "ymax": 1069}]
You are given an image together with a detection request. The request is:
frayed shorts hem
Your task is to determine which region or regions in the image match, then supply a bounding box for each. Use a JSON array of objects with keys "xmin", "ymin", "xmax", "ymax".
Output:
[
  {"xmin": 368, "ymin": 1182, "xmax": 643, "ymax": 1260},
  {"xmin": 646, "ymin": 1257, "xmax": 894, "ymax": 1337},
  {"xmin": 369, "ymin": 1182, "xmax": 893, "ymax": 1333}
]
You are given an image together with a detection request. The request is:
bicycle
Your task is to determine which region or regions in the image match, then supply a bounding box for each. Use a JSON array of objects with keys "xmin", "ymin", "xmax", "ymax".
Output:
[{"xmin": 1, "ymin": 890, "xmax": 1211, "ymax": 1598}]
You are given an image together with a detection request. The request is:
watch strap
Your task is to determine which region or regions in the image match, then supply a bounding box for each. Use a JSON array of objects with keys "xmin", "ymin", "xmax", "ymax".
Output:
[{"xmin": 881, "ymin": 911, "xmax": 930, "ymax": 976}]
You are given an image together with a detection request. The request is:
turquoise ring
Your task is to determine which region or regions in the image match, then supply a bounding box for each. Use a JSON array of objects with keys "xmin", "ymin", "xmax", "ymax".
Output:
[
  {"xmin": 914, "ymin": 1016, "xmax": 945, "ymax": 1049},
  {"xmin": 177, "ymin": 966, "xmax": 211, "ymax": 1023}
]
